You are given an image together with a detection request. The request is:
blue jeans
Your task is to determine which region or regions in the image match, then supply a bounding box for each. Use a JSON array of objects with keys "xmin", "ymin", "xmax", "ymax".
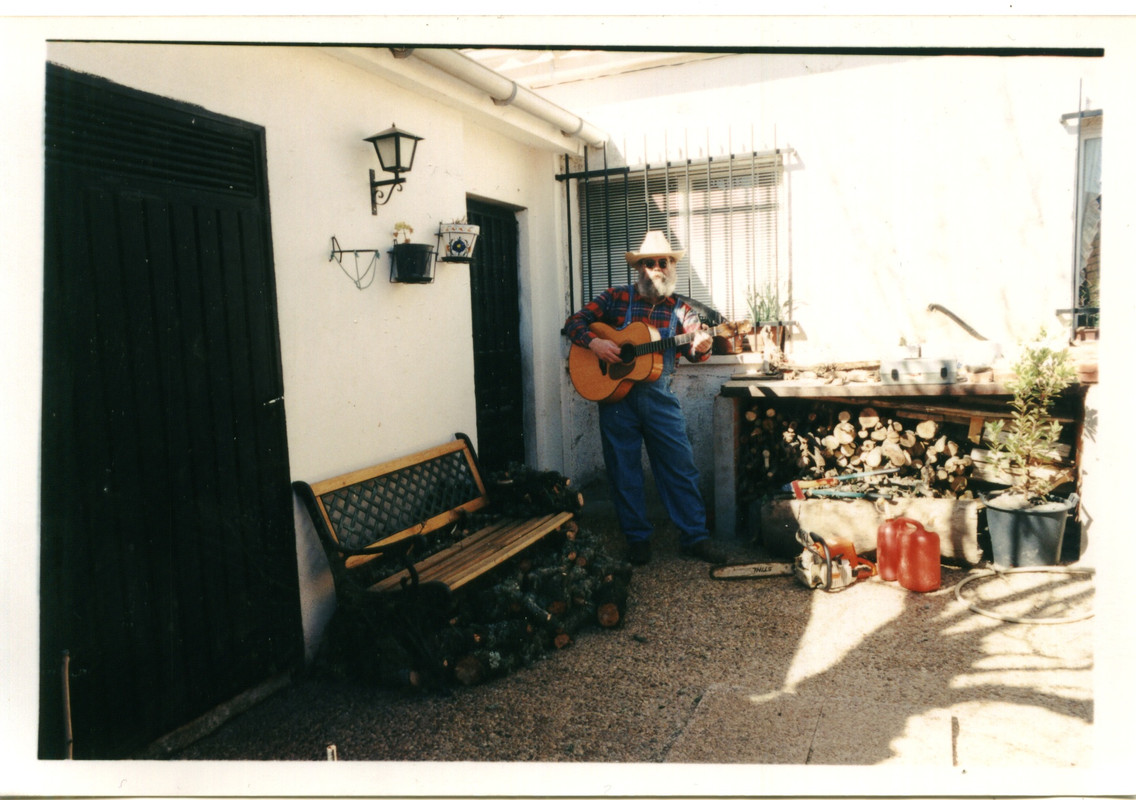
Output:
[{"xmin": 598, "ymin": 376, "xmax": 710, "ymax": 547}]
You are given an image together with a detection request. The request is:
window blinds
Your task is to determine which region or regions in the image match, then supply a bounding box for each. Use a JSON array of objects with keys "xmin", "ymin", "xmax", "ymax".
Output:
[{"xmin": 577, "ymin": 151, "xmax": 785, "ymax": 321}]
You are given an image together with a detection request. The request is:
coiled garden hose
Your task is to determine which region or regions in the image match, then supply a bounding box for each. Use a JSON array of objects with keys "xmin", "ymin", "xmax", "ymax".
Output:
[{"xmin": 954, "ymin": 565, "xmax": 1095, "ymax": 624}]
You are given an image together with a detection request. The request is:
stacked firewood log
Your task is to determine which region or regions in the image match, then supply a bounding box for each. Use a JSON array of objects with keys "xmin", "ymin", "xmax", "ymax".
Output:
[
  {"xmin": 738, "ymin": 401, "xmax": 977, "ymax": 500},
  {"xmin": 314, "ymin": 466, "xmax": 631, "ymax": 690},
  {"xmin": 484, "ymin": 462, "xmax": 586, "ymax": 517},
  {"xmin": 445, "ymin": 523, "xmax": 631, "ymax": 686}
]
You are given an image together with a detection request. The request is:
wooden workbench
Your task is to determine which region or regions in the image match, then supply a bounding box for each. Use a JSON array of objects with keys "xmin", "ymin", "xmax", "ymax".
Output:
[{"xmin": 711, "ymin": 378, "xmax": 1088, "ymax": 542}]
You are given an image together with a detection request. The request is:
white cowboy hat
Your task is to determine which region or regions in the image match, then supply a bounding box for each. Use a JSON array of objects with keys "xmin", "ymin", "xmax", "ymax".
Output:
[{"xmin": 625, "ymin": 230, "xmax": 684, "ymax": 267}]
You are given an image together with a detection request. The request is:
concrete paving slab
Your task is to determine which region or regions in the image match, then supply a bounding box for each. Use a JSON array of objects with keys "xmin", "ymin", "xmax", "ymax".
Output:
[
  {"xmin": 664, "ymin": 685, "xmax": 824, "ymax": 764},
  {"xmin": 945, "ymin": 699, "xmax": 1092, "ymax": 767}
]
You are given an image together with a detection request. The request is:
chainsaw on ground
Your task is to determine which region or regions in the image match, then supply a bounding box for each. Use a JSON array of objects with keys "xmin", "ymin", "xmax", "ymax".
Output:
[{"xmin": 710, "ymin": 528, "xmax": 876, "ymax": 591}]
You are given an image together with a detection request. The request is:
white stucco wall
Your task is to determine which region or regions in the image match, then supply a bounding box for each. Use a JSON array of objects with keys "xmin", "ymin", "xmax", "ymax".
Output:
[
  {"xmin": 42, "ymin": 42, "xmax": 572, "ymax": 659},
  {"xmin": 545, "ymin": 52, "xmax": 1102, "ymax": 362}
]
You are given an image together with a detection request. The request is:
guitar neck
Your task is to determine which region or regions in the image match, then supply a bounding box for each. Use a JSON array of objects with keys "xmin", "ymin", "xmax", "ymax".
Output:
[{"xmin": 634, "ymin": 323, "xmax": 730, "ymax": 357}]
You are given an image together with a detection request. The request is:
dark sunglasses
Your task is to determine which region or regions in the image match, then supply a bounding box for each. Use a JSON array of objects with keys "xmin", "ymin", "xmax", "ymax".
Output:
[{"xmin": 636, "ymin": 258, "xmax": 672, "ymax": 268}]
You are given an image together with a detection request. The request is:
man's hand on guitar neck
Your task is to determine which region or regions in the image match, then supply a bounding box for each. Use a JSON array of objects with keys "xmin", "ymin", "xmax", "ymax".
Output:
[{"xmin": 588, "ymin": 336, "xmax": 624, "ymax": 364}]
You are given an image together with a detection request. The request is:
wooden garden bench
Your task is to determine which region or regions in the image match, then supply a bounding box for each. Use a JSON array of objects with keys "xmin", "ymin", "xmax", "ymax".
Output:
[{"xmin": 293, "ymin": 433, "xmax": 575, "ymax": 600}]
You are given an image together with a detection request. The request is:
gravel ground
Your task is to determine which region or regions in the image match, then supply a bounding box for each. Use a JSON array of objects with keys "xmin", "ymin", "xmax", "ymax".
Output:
[{"xmin": 170, "ymin": 480, "xmax": 1095, "ymax": 779}]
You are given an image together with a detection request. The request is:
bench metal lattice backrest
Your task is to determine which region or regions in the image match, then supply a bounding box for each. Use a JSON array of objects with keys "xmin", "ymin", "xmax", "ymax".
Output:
[{"xmin": 320, "ymin": 447, "xmax": 484, "ymax": 552}]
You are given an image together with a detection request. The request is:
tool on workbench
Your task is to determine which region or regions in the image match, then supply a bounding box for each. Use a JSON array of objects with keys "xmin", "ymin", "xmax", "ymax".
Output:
[
  {"xmin": 710, "ymin": 528, "xmax": 876, "ymax": 591},
  {"xmin": 783, "ymin": 467, "xmax": 900, "ymax": 499}
]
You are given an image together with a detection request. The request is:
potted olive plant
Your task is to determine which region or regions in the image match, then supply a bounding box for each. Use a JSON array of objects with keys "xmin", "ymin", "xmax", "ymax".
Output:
[
  {"xmin": 982, "ymin": 336, "xmax": 1078, "ymax": 566},
  {"xmin": 389, "ymin": 221, "xmax": 435, "ymax": 283}
]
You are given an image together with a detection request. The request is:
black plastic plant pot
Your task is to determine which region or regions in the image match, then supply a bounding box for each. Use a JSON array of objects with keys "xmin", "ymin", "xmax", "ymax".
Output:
[
  {"xmin": 389, "ymin": 243, "xmax": 436, "ymax": 284},
  {"xmin": 984, "ymin": 493, "xmax": 1079, "ymax": 567}
]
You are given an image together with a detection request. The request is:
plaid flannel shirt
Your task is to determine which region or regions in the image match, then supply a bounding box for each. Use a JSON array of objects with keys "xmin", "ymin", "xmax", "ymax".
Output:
[{"xmin": 564, "ymin": 284, "xmax": 711, "ymax": 367}]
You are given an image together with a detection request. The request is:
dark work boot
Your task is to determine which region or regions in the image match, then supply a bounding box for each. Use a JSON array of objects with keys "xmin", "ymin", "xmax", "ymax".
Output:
[{"xmin": 682, "ymin": 538, "xmax": 727, "ymax": 564}]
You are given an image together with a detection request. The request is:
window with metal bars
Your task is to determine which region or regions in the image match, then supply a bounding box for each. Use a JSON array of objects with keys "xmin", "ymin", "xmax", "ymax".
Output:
[
  {"xmin": 568, "ymin": 150, "xmax": 786, "ymax": 322},
  {"xmin": 1072, "ymin": 113, "xmax": 1100, "ymax": 330}
]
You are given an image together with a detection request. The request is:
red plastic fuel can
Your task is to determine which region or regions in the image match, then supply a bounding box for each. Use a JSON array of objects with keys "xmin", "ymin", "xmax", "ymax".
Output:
[
  {"xmin": 897, "ymin": 520, "xmax": 940, "ymax": 592},
  {"xmin": 876, "ymin": 517, "xmax": 919, "ymax": 582}
]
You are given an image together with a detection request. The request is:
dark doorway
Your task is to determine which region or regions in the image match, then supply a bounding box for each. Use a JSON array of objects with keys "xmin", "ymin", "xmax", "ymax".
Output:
[
  {"xmin": 466, "ymin": 199, "xmax": 525, "ymax": 472},
  {"xmin": 39, "ymin": 65, "xmax": 302, "ymax": 759}
]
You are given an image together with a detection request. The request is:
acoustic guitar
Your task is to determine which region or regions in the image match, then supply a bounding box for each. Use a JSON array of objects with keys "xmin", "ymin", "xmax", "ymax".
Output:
[{"xmin": 569, "ymin": 320, "xmax": 741, "ymax": 403}]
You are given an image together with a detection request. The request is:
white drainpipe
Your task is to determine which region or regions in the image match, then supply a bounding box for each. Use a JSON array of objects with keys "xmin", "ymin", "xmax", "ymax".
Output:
[{"xmin": 408, "ymin": 48, "xmax": 608, "ymax": 149}]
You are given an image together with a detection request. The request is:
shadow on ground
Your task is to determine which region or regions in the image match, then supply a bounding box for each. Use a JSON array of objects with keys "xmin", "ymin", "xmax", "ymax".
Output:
[{"xmin": 171, "ymin": 479, "xmax": 1093, "ymax": 768}]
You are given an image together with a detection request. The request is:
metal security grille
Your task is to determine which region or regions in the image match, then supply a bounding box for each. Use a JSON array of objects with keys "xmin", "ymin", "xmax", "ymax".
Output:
[
  {"xmin": 321, "ymin": 450, "xmax": 481, "ymax": 551},
  {"xmin": 560, "ymin": 146, "xmax": 786, "ymax": 321}
]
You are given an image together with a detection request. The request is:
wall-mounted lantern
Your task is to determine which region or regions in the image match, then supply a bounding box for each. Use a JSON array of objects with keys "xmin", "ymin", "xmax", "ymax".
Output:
[{"xmin": 364, "ymin": 124, "xmax": 423, "ymax": 214}]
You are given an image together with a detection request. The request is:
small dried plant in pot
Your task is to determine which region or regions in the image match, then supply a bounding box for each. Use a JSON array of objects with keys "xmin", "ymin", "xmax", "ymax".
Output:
[{"xmin": 389, "ymin": 221, "xmax": 435, "ymax": 283}]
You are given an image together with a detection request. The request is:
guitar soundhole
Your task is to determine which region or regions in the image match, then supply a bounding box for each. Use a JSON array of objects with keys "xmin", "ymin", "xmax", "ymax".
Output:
[{"xmin": 619, "ymin": 344, "xmax": 636, "ymax": 363}]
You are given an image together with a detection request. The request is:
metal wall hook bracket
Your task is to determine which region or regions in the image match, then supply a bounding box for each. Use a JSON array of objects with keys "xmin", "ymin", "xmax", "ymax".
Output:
[
  {"xmin": 329, "ymin": 235, "xmax": 381, "ymax": 290},
  {"xmin": 370, "ymin": 169, "xmax": 405, "ymax": 214}
]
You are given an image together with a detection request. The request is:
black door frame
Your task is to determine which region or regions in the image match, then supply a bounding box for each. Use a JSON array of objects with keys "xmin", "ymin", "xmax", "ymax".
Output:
[{"xmin": 466, "ymin": 199, "xmax": 526, "ymax": 473}]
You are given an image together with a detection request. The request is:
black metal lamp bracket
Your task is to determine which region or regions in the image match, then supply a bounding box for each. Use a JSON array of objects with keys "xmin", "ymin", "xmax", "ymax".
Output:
[{"xmin": 370, "ymin": 169, "xmax": 405, "ymax": 214}]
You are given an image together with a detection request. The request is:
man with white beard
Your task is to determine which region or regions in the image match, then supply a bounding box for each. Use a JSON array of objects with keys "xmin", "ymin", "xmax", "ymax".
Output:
[{"xmin": 564, "ymin": 231, "xmax": 726, "ymax": 567}]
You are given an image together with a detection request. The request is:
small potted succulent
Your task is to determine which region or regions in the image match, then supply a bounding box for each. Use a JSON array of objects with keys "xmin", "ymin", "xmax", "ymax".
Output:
[
  {"xmin": 982, "ymin": 334, "xmax": 1079, "ymax": 566},
  {"xmin": 438, "ymin": 217, "xmax": 480, "ymax": 263},
  {"xmin": 389, "ymin": 221, "xmax": 435, "ymax": 283}
]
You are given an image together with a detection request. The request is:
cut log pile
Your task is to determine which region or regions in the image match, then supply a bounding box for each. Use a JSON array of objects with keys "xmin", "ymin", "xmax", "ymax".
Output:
[
  {"xmin": 314, "ymin": 466, "xmax": 631, "ymax": 690},
  {"xmin": 484, "ymin": 463, "xmax": 587, "ymax": 518},
  {"xmin": 738, "ymin": 400, "xmax": 981, "ymax": 500},
  {"xmin": 446, "ymin": 523, "xmax": 631, "ymax": 686}
]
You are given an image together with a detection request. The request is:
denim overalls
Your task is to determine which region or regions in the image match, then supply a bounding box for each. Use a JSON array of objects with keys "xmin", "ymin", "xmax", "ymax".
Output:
[{"xmin": 597, "ymin": 287, "xmax": 711, "ymax": 547}]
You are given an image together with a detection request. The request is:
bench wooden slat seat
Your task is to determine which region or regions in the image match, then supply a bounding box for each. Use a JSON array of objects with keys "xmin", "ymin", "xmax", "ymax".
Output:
[
  {"xmin": 371, "ymin": 511, "xmax": 575, "ymax": 592},
  {"xmin": 294, "ymin": 433, "xmax": 575, "ymax": 600}
]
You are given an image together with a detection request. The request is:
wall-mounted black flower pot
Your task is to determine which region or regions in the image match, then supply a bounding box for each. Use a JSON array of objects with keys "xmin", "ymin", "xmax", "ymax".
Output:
[{"xmin": 389, "ymin": 243, "xmax": 436, "ymax": 284}]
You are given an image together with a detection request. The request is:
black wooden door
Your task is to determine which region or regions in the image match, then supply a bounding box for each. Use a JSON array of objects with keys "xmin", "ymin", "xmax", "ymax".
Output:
[
  {"xmin": 467, "ymin": 200, "xmax": 525, "ymax": 472},
  {"xmin": 39, "ymin": 65, "xmax": 302, "ymax": 759}
]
